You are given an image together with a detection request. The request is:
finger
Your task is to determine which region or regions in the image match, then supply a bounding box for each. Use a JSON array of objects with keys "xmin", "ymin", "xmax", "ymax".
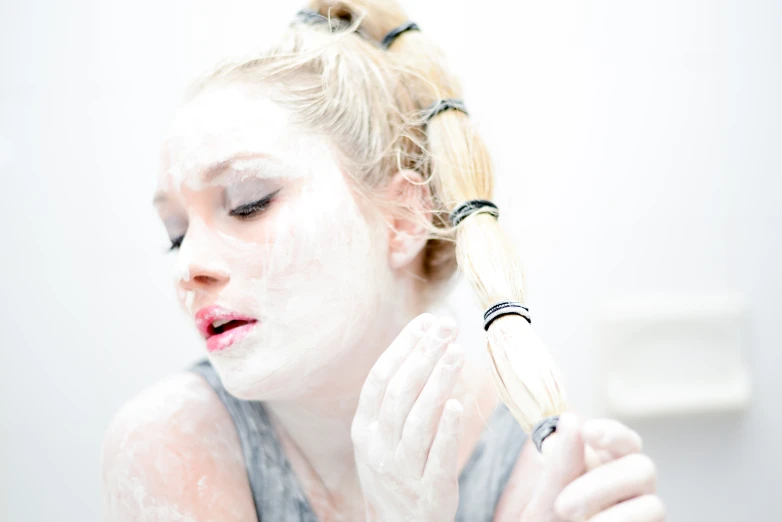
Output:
[
  {"xmin": 527, "ymin": 412, "xmax": 586, "ymax": 515},
  {"xmin": 555, "ymin": 453, "xmax": 658, "ymax": 521},
  {"xmin": 379, "ymin": 316, "xmax": 458, "ymax": 444},
  {"xmin": 581, "ymin": 419, "xmax": 643, "ymax": 459},
  {"xmin": 356, "ymin": 313, "xmax": 436, "ymax": 423},
  {"xmin": 586, "ymin": 448, "xmax": 619, "ymax": 469},
  {"xmin": 586, "ymin": 495, "xmax": 666, "ymax": 522},
  {"xmin": 422, "ymin": 398, "xmax": 463, "ymax": 482},
  {"xmin": 400, "ymin": 343, "xmax": 465, "ymax": 476}
]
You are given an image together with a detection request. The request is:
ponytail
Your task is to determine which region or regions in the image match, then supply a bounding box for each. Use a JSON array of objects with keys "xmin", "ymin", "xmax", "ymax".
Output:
[{"xmin": 306, "ymin": 0, "xmax": 568, "ymax": 440}]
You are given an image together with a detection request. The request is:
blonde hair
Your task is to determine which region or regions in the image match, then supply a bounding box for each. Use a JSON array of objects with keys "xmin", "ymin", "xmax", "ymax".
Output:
[{"xmin": 191, "ymin": 0, "xmax": 567, "ymax": 434}]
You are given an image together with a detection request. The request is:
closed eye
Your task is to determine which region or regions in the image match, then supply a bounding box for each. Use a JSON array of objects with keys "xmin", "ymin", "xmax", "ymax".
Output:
[{"xmin": 229, "ymin": 189, "xmax": 281, "ymax": 220}]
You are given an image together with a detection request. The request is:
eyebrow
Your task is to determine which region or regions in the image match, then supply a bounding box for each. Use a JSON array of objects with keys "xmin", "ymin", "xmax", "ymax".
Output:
[{"xmin": 152, "ymin": 152, "xmax": 276, "ymax": 206}]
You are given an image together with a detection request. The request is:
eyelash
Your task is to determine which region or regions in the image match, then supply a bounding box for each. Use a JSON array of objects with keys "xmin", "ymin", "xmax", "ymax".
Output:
[
  {"xmin": 169, "ymin": 235, "xmax": 184, "ymax": 251},
  {"xmin": 168, "ymin": 191, "xmax": 280, "ymax": 251},
  {"xmin": 228, "ymin": 191, "xmax": 279, "ymax": 219}
]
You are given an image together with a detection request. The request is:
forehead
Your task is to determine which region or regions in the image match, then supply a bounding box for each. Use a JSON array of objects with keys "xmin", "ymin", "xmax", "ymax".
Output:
[
  {"xmin": 167, "ymin": 83, "xmax": 284, "ymax": 139},
  {"xmin": 158, "ymin": 83, "xmax": 335, "ymax": 191}
]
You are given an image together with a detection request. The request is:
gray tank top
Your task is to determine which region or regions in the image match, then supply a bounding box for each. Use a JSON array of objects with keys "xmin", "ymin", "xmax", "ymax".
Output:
[{"xmin": 190, "ymin": 359, "xmax": 527, "ymax": 522}]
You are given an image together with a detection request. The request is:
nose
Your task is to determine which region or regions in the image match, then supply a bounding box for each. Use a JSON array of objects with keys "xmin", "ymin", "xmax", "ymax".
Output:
[
  {"xmin": 174, "ymin": 221, "xmax": 230, "ymax": 293},
  {"xmin": 179, "ymin": 265, "xmax": 230, "ymax": 292}
]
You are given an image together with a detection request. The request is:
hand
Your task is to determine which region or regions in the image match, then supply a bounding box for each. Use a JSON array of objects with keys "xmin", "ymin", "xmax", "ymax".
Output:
[
  {"xmin": 351, "ymin": 313, "xmax": 466, "ymax": 522},
  {"xmin": 522, "ymin": 413, "xmax": 665, "ymax": 522}
]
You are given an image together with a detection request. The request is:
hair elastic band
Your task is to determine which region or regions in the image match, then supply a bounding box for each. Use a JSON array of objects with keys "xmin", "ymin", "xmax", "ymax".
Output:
[
  {"xmin": 425, "ymin": 98, "xmax": 469, "ymax": 123},
  {"xmin": 381, "ymin": 21, "xmax": 420, "ymax": 49},
  {"xmin": 294, "ymin": 9, "xmax": 352, "ymax": 31},
  {"xmin": 483, "ymin": 301, "xmax": 531, "ymax": 330},
  {"xmin": 449, "ymin": 199, "xmax": 499, "ymax": 227},
  {"xmin": 531, "ymin": 415, "xmax": 559, "ymax": 452},
  {"xmin": 294, "ymin": 8, "xmax": 326, "ymax": 24}
]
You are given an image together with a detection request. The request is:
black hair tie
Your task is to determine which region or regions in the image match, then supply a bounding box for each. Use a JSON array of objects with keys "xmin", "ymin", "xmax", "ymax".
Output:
[
  {"xmin": 294, "ymin": 8, "xmax": 327, "ymax": 24},
  {"xmin": 531, "ymin": 416, "xmax": 559, "ymax": 452},
  {"xmin": 449, "ymin": 199, "xmax": 499, "ymax": 227},
  {"xmin": 425, "ymin": 98, "xmax": 468, "ymax": 123},
  {"xmin": 483, "ymin": 300, "xmax": 531, "ymax": 331},
  {"xmin": 294, "ymin": 8, "xmax": 351, "ymax": 31},
  {"xmin": 381, "ymin": 21, "xmax": 420, "ymax": 49}
]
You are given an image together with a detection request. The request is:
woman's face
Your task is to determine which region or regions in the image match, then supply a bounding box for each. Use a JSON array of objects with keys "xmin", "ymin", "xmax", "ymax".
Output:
[{"xmin": 154, "ymin": 83, "xmax": 403, "ymax": 401}]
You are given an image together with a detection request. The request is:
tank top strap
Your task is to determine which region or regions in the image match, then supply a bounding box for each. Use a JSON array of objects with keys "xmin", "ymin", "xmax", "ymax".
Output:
[
  {"xmin": 455, "ymin": 402, "xmax": 528, "ymax": 522},
  {"xmin": 190, "ymin": 359, "xmax": 317, "ymax": 522}
]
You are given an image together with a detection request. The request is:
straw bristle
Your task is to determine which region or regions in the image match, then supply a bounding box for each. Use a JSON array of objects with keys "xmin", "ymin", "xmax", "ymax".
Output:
[{"xmin": 485, "ymin": 317, "xmax": 567, "ymax": 433}]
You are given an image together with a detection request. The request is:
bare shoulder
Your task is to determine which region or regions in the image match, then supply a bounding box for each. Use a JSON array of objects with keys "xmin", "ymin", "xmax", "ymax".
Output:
[
  {"xmin": 100, "ymin": 371, "xmax": 257, "ymax": 522},
  {"xmin": 492, "ymin": 426, "xmax": 545, "ymax": 521}
]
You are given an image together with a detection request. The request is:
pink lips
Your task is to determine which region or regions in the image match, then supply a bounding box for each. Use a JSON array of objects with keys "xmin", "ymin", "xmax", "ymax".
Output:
[{"xmin": 195, "ymin": 305, "xmax": 258, "ymax": 353}]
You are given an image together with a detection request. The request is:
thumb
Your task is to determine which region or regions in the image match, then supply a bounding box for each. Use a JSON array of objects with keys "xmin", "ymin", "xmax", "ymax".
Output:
[{"xmin": 524, "ymin": 413, "xmax": 586, "ymax": 521}]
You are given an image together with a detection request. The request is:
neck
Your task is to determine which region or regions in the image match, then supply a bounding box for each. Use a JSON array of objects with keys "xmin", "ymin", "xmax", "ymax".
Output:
[
  {"xmin": 264, "ymin": 293, "xmax": 421, "ymax": 518},
  {"xmin": 266, "ymin": 393, "xmax": 362, "ymax": 493}
]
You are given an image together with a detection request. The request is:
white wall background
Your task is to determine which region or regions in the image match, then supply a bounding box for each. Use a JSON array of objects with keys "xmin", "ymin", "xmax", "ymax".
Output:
[{"xmin": 1, "ymin": 0, "xmax": 780, "ymax": 520}]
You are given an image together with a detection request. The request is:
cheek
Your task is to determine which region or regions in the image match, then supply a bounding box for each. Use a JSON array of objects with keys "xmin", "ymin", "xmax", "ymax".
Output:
[
  {"xmin": 207, "ymin": 184, "xmax": 396, "ymax": 397},
  {"xmin": 230, "ymin": 181, "xmax": 386, "ymax": 283},
  {"xmin": 230, "ymin": 183, "xmax": 391, "ymax": 334}
]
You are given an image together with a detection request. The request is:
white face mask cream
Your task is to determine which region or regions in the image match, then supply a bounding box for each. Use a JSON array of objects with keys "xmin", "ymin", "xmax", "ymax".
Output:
[{"xmin": 155, "ymin": 83, "xmax": 408, "ymax": 401}]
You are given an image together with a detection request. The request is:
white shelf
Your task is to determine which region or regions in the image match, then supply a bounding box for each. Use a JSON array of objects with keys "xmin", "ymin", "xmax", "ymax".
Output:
[{"xmin": 596, "ymin": 293, "xmax": 752, "ymax": 418}]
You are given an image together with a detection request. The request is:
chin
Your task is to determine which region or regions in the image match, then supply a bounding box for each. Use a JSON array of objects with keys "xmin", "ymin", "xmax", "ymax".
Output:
[
  {"xmin": 205, "ymin": 309, "xmax": 378, "ymax": 401},
  {"xmin": 207, "ymin": 344, "xmax": 319, "ymax": 401}
]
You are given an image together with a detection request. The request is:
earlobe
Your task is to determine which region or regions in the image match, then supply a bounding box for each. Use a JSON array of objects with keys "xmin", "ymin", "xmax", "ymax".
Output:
[
  {"xmin": 385, "ymin": 169, "xmax": 433, "ymax": 271},
  {"xmin": 388, "ymin": 229, "xmax": 429, "ymax": 270}
]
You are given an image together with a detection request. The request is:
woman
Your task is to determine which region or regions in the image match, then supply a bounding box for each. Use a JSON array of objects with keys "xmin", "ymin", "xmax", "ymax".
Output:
[{"xmin": 101, "ymin": 1, "xmax": 665, "ymax": 521}]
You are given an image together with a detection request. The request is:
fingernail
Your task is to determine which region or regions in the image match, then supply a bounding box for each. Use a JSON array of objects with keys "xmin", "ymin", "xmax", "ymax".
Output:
[
  {"xmin": 554, "ymin": 498, "xmax": 574, "ymax": 520},
  {"xmin": 417, "ymin": 313, "xmax": 436, "ymax": 333},
  {"xmin": 422, "ymin": 316, "xmax": 438, "ymax": 333},
  {"xmin": 556, "ymin": 492, "xmax": 589, "ymax": 521},
  {"xmin": 597, "ymin": 449, "xmax": 613, "ymax": 462},
  {"xmin": 445, "ymin": 398, "xmax": 463, "ymax": 417},
  {"xmin": 442, "ymin": 344, "xmax": 464, "ymax": 369},
  {"xmin": 437, "ymin": 316, "xmax": 457, "ymax": 338},
  {"xmin": 424, "ymin": 319, "xmax": 454, "ymax": 353},
  {"xmin": 557, "ymin": 502, "xmax": 581, "ymax": 522},
  {"xmin": 582, "ymin": 423, "xmax": 604, "ymax": 443},
  {"xmin": 421, "ymin": 320, "xmax": 443, "ymax": 354}
]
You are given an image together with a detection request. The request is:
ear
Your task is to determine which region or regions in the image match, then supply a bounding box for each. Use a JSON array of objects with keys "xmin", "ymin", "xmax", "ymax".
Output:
[{"xmin": 383, "ymin": 169, "xmax": 433, "ymax": 271}]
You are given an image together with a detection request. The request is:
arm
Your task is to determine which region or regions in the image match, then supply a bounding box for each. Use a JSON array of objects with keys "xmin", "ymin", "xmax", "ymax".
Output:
[{"xmin": 100, "ymin": 372, "xmax": 258, "ymax": 522}]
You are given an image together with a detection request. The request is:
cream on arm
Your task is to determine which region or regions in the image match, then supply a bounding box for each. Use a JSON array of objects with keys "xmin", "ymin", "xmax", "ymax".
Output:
[{"xmin": 100, "ymin": 373, "xmax": 257, "ymax": 522}]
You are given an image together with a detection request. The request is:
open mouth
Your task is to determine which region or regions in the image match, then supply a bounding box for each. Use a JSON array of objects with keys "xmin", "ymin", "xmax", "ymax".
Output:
[
  {"xmin": 195, "ymin": 306, "xmax": 259, "ymax": 353},
  {"xmin": 205, "ymin": 319, "xmax": 257, "ymax": 353},
  {"xmin": 208, "ymin": 318, "xmax": 255, "ymax": 337}
]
